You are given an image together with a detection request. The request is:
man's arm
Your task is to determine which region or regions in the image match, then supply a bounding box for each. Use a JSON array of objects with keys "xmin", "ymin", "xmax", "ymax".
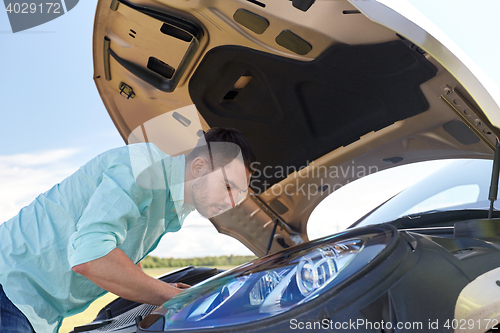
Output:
[{"xmin": 72, "ymin": 248, "xmax": 185, "ymax": 306}]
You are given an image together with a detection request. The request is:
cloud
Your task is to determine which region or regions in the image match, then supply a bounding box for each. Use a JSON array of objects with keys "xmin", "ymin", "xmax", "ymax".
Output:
[
  {"xmin": 0, "ymin": 148, "xmax": 79, "ymax": 167},
  {"xmin": 150, "ymin": 212, "xmax": 254, "ymax": 258},
  {"xmin": 0, "ymin": 149, "xmax": 81, "ymax": 222}
]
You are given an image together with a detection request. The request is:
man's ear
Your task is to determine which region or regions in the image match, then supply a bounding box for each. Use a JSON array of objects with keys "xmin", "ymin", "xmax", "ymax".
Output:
[{"xmin": 190, "ymin": 157, "xmax": 209, "ymax": 178}]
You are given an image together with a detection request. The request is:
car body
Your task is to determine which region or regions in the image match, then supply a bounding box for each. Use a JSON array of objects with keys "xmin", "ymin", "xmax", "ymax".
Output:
[{"xmin": 72, "ymin": 0, "xmax": 500, "ymax": 332}]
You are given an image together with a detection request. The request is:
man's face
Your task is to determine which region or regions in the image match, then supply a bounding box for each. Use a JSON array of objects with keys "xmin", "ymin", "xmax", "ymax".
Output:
[{"xmin": 191, "ymin": 158, "xmax": 251, "ymax": 218}]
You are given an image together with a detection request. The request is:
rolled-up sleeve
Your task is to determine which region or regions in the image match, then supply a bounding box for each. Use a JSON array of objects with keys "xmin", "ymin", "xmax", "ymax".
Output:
[{"xmin": 67, "ymin": 165, "xmax": 142, "ymax": 268}]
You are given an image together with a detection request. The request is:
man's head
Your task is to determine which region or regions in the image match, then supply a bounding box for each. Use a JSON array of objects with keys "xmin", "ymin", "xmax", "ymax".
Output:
[{"xmin": 185, "ymin": 128, "xmax": 256, "ymax": 218}]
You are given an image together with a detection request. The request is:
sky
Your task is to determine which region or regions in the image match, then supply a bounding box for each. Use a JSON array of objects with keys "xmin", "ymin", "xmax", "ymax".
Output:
[
  {"xmin": 0, "ymin": 0, "xmax": 498, "ymax": 258},
  {"xmin": 378, "ymin": 0, "xmax": 500, "ymax": 118}
]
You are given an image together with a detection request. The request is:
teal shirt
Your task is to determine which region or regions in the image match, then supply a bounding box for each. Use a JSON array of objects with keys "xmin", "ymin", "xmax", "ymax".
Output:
[{"xmin": 0, "ymin": 143, "xmax": 193, "ymax": 333}]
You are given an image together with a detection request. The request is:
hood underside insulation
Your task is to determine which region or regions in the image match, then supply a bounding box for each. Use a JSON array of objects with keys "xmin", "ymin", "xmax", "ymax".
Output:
[{"xmin": 189, "ymin": 40, "xmax": 437, "ymax": 192}]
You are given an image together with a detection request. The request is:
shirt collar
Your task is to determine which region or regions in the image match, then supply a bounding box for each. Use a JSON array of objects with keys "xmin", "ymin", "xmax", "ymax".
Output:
[{"xmin": 167, "ymin": 155, "xmax": 195, "ymax": 218}]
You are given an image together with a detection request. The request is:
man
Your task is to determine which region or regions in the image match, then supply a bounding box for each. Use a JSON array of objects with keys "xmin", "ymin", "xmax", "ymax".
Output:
[{"xmin": 0, "ymin": 127, "xmax": 255, "ymax": 333}]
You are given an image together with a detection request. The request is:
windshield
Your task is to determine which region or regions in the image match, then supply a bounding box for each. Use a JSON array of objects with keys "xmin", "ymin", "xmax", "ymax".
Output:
[
  {"xmin": 308, "ymin": 159, "xmax": 496, "ymax": 239},
  {"xmin": 355, "ymin": 159, "xmax": 496, "ymax": 228}
]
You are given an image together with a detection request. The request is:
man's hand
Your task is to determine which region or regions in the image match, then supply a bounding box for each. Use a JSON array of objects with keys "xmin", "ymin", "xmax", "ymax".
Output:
[
  {"xmin": 169, "ymin": 282, "xmax": 191, "ymax": 289},
  {"xmin": 72, "ymin": 248, "xmax": 188, "ymax": 306}
]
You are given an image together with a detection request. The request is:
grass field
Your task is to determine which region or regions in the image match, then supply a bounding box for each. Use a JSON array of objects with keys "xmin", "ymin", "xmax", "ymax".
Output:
[{"xmin": 59, "ymin": 266, "xmax": 234, "ymax": 333}]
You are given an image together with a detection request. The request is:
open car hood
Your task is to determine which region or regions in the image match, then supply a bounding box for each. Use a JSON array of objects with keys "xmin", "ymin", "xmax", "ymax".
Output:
[{"xmin": 92, "ymin": 0, "xmax": 500, "ymax": 256}]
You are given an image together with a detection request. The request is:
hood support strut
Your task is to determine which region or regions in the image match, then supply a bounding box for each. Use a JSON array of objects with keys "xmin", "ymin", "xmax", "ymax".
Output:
[
  {"xmin": 455, "ymin": 138, "xmax": 500, "ymax": 240},
  {"xmin": 250, "ymin": 194, "xmax": 300, "ymax": 254},
  {"xmin": 488, "ymin": 140, "xmax": 500, "ymax": 219}
]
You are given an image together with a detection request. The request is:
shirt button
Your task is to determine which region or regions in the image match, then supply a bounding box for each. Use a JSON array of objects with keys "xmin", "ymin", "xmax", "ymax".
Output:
[{"xmin": 173, "ymin": 209, "xmax": 177, "ymax": 212}]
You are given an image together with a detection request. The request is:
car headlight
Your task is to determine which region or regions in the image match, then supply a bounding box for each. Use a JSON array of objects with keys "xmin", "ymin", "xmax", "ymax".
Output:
[{"xmin": 140, "ymin": 227, "xmax": 395, "ymax": 331}]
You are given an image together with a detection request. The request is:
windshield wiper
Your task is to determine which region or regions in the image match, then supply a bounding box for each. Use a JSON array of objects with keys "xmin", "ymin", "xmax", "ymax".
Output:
[
  {"xmin": 390, "ymin": 209, "xmax": 500, "ymax": 229},
  {"xmin": 404, "ymin": 210, "xmax": 440, "ymax": 219}
]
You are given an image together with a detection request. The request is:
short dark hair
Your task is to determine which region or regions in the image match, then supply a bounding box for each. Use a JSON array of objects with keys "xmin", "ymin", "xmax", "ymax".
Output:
[{"xmin": 186, "ymin": 127, "xmax": 256, "ymax": 173}]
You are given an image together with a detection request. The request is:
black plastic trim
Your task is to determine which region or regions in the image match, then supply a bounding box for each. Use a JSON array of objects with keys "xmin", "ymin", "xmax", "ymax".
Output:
[
  {"xmin": 103, "ymin": 37, "xmax": 111, "ymax": 81},
  {"xmin": 246, "ymin": 0, "xmax": 266, "ymax": 8},
  {"xmin": 147, "ymin": 57, "xmax": 175, "ymax": 79},
  {"xmin": 107, "ymin": 42, "xmax": 197, "ymax": 92},
  {"xmin": 160, "ymin": 23, "xmax": 192, "ymax": 42},
  {"xmin": 104, "ymin": 0, "xmax": 204, "ymax": 92},
  {"xmin": 72, "ymin": 320, "xmax": 113, "ymax": 332},
  {"xmin": 275, "ymin": 29, "xmax": 312, "ymax": 55},
  {"xmin": 117, "ymin": 0, "xmax": 203, "ymax": 40},
  {"xmin": 233, "ymin": 9, "xmax": 269, "ymax": 34},
  {"xmin": 292, "ymin": 0, "xmax": 315, "ymax": 12}
]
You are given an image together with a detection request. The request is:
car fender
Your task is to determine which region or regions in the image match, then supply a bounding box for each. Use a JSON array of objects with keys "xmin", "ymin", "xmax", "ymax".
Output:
[{"xmin": 454, "ymin": 266, "xmax": 500, "ymax": 333}]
